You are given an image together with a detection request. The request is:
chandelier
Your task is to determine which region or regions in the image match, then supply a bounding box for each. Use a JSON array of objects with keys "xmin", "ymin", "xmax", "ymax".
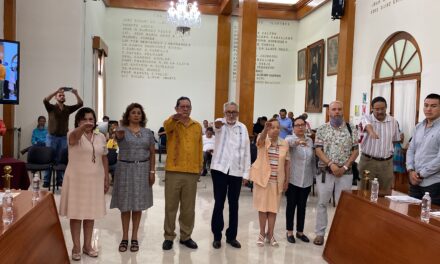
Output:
[{"xmin": 167, "ymin": 0, "xmax": 201, "ymax": 34}]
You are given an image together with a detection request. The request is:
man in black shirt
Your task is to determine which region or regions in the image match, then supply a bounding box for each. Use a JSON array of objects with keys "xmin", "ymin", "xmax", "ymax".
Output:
[{"xmin": 43, "ymin": 87, "xmax": 83, "ymax": 187}]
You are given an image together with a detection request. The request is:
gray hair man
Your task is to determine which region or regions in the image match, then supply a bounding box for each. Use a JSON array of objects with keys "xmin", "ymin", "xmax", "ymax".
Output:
[{"xmin": 210, "ymin": 101, "xmax": 251, "ymax": 249}]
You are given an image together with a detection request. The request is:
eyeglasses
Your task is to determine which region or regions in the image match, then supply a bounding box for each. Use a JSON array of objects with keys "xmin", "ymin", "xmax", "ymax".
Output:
[{"xmin": 225, "ymin": 111, "xmax": 239, "ymax": 115}]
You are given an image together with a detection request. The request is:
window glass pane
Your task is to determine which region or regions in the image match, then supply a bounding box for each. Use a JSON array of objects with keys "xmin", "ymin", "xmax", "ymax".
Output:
[
  {"xmin": 401, "ymin": 43, "xmax": 416, "ymax": 69},
  {"xmin": 380, "ymin": 62, "xmax": 394, "ymax": 78},
  {"xmin": 394, "ymin": 40, "xmax": 405, "ymax": 68},
  {"xmin": 384, "ymin": 47, "xmax": 396, "ymax": 70},
  {"xmin": 403, "ymin": 54, "xmax": 421, "ymax": 75}
]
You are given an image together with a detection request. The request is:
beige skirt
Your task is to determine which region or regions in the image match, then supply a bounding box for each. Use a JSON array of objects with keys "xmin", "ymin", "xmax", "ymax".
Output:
[{"xmin": 253, "ymin": 181, "xmax": 282, "ymax": 213}]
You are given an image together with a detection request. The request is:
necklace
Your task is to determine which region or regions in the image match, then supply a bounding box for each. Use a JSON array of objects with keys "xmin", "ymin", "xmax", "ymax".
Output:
[
  {"xmin": 84, "ymin": 132, "xmax": 96, "ymax": 163},
  {"xmin": 129, "ymin": 127, "xmax": 142, "ymax": 138}
]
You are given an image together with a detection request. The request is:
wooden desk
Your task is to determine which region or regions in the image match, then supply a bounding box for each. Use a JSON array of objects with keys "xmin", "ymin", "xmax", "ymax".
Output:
[
  {"xmin": 324, "ymin": 190, "xmax": 440, "ymax": 264},
  {"xmin": 0, "ymin": 157, "xmax": 30, "ymax": 190},
  {"xmin": 0, "ymin": 191, "xmax": 69, "ymax": 263}
]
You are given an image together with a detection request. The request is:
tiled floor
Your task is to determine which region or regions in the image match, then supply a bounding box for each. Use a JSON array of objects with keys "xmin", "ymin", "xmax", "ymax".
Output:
[{"xmin": 54, "ymin": 157, "xmax": 335, "ymax": 263}]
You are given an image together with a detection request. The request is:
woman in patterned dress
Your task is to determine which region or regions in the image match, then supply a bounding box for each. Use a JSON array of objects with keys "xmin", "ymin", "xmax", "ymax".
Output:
[
  {"xmin": 250, "ymin": 118, "xmax": 290, "ymax": 247},
  {"xmin": 110, "ymin": 103, "xmax": 156, "ymax": 252},
  {"xmin": 59, "ymin": 107, "xmax": 109, "ymax": 261}
]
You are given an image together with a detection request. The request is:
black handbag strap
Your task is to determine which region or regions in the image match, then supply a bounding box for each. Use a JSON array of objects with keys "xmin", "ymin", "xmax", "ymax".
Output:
[{"xmin": 346, "ymin": 122, "xmax": 352, "ymax": 136}]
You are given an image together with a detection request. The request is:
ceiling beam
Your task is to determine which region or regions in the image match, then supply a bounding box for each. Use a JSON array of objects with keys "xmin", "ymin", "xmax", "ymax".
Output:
[
  {"xmin": 103, "ymin": 0, "xmax": 329, "ymax": 20},
  {"xmin": 104, "ymin": 0, "xmax": 220, "ymax": 15},
  {"xmin": 219, "ymin": 0, "xmax": 233, "ymax": 15},
  {"xmin": 295, "ymin": 0, "xmax": 329, "ymax": 19}
]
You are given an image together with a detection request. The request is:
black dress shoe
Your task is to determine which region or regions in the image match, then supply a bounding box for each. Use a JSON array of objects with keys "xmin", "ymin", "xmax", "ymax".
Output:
[
  {"xmin": 296, "ymin": 233, "xmax": 310, "ymax": 243},
  {"xmin": 212, "ymin": 240, "xmax": 221, "ymax": 249},
  {"xmin": 226, "ymin": 239, "xmax": 241, "ymax": 248},
  {"xmin": 179, "ymin": 238, "xmax": 198, "ymax": 249},
  {"xmin": 286, "ymin": 233, "xmax": 296, "ymax": 243},
  {"xmin": 42, "ymin": 182, "xmax": 50, "ymax": 188},
  {"xmin": 162, "ymin": 240, "xmax": 173, "ymax": 250}
]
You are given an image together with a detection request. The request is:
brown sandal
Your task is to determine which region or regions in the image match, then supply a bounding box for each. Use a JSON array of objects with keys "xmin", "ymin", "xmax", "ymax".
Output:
[
  {"xmin": 130, "ymin": 240, "xmax": 139, "ymax": 252},
  {"xmin": 313, "ymin": 236, "xmax": 324, "ymax": 246},
  {"xmin": 119, "ymin": 240, "xmax": 128, "ymax": 252}
]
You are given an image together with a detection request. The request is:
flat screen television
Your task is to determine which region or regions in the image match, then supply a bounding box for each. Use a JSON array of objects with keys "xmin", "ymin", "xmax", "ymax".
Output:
[{"xmin": 0, "ymin": 39, "xmax": 19, "ymax": 104}]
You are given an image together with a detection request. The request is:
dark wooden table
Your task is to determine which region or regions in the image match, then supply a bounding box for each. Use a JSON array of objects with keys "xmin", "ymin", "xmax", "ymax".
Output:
[
  {"xmin": 324, "ymin": 190, "xmax": 440, "ymax": 264},
  {"xmin": 0, "ymin": 191, "xmax": 69, "ymax": 263},
  {"xmin": 0, "ymin": 157, "xmax": 30, "ymax": 190}
]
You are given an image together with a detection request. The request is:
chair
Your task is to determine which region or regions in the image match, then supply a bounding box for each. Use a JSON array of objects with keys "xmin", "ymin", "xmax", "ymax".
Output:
[
  {"xmin": 158, "ymin": 135, "xmax": 167, "ymax": 163},
  {"xmin": 51, "ymin": 148, "xmax": 68, "ymax": 193},
  {"xmin": 107, "ymin": 149, "xmax": 118, "ymax": 182},
  {"xmin": 26, "ymin": 146, "xmax": 54, "ymax": 188}
]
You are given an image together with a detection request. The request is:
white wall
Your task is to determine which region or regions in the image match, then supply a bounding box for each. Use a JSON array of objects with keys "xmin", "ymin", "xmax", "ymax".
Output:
[
  {"xmin": 15, "ymin": 0, "xmax": 84, "ymax": 154},
  {"xmin": 104, "ymin": 9, "xmax": 218, "ymax": 133},
  {"xmin": 352, "ymin": 0, "xmax": 440, "ymax": 122},
  {"xmin": 84, "ymin": 0, "xmax": 106, "ymax": 108},
  {"xmin": 294, "ymin": 1, "xmax": 340, "ymax": 128}
]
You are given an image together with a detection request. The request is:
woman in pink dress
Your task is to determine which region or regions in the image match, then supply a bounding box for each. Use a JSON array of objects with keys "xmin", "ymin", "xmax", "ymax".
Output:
[
  {"xmin": 59, "ymin": 107, "xmax": 110, "ymax": 261},
  {"xmin": 250, "ymin": 118, "xmax": 290, "ymax": 247}
]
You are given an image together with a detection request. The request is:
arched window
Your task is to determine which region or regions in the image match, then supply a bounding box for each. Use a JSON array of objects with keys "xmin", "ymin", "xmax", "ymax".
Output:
[
  {"xmin": 374, "ymin": 32, "xmax": 422, "ymax": 79},
  {"xmin": 371, "ymin": 32, "xmax": 422, "ymax": 145}
]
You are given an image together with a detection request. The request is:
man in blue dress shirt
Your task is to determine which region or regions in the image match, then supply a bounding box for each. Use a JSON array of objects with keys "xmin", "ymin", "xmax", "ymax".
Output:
[
  {"xmin": 407, "ymin": 93, "xmax": 440, "ymax": 205},
  {"xmin": 278, "ymin": 108, "xmax": 293, "ymax": 139}
]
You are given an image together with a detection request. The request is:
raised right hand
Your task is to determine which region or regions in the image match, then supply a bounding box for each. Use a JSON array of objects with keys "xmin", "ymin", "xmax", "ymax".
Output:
[
  {"xmin": 115, "ymin": 128, "xmax": 125, "ymax": 139},
  {"xmin": 264, "ymin": 121, "xmax": 273, "ymax": 130},
  {"xmin": 214, "ymin": 118, "xmax": 224, "ymax": 129},
  {"xmin": 80, "ymin": 122, "xmax": 95, "ymax": 131},
  {"xmin": 172, "ymin": 113, "xmax": 183, "ymax": 121},
  {"xmin": 370, "ymin": 131, "xmax": 380, "ymax": 140}
]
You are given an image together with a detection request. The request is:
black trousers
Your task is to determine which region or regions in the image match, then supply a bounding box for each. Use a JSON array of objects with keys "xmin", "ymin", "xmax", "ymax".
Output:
[
  {"xmin": 285, "ymin": 184, "xmax": 311, "ymax": 232},
  {"xmin": 211, "ymin": 169, "xmax": 243, "ymax": 241},
  {"xmin": 409, "ymin": 182, "xmax": 440, "ymax": 206},
  {"xmin": 202, "ymin": 151, "xmax": 212, "ymax": 174}
]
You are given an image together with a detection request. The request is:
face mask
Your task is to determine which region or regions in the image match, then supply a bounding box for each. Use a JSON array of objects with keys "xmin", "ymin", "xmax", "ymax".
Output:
[{"xmin": 330, "ymin": 116, "xmax": 344, "ymax": 127}]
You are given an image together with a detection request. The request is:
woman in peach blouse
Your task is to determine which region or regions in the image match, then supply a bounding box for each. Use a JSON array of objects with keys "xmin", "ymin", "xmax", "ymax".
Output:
[{"xmin": 250, "ymin": 118, "xmax": 290, "ymax": 247}]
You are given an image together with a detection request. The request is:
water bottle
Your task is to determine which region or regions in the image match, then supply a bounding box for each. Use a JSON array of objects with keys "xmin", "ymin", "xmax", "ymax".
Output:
[
  {"xmin": 2, "ymin": 189, "xmax": 14, "ymax": 225},
  {"xmin": 370, "ymin": 178, "xmax": 379, "ymax": 202},
  {"xmin": 420, "ymin": 192, "xmax": 431, "ymax": 223},
  {"xmin": 32, "ymin": 173, "xmax": 40, "ymax": 201}
]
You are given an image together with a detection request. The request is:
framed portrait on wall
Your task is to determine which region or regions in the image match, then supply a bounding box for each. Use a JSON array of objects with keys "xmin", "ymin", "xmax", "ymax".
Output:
[
  {"xmin": 297, "ymin": 48, "xmax": 306, "ymax": 81},
  {"xmin": 327, "ymin": 34, "xmax": 339, "ymax": 76},
  {"xmin": 305, "ymin": 39, "xmax": 325, "ymax": 113}
]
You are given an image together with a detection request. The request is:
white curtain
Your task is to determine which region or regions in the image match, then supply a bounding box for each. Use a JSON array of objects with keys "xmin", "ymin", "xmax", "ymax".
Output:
[
  {"xmin": 393, "ymin": 79, "xmax": 418, "ymax": 145},
  {"xmin": 372, "ymin": 81, "xmax": 392, "ymax": 113}
]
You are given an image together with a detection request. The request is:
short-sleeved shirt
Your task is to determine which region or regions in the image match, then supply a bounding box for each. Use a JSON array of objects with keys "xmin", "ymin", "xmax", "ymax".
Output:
[
  {"xmin": 44, "ymin": 100, "xmax": 83, "ymax": 136},
  {"xmin": 361, "ymin": 114, "xmax": 400, "ymax": 158},
  {"xmin": 315, "ymin": 122, "xmax": 358, "ymax": 174}
]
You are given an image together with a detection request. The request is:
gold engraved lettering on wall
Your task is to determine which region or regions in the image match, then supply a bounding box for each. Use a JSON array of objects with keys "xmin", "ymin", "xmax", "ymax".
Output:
[
  {"xmin": 231, "ymin": 19, "xmax": 294, "ymax": 86},
  {"xmin": 120, "ymin": 16, "xmax": 191, "ymax": 80}
]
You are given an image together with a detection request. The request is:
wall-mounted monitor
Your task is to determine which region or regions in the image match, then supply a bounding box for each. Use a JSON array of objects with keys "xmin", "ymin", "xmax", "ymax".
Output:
[{"xmin": 0, "ymin": 39, "xmax": 20, "ymax": 104}]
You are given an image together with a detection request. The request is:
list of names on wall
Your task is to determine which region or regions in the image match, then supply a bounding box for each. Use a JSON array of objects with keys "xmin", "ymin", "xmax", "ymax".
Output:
[
  {"xmin": 231, "ymin": 20, "xmax": 294, "ymax": 85},
  {"xmin": 370, "ymin": 0, "xmax": 405, "ymax": 15},
  {"xmin": 120, "ymin": 17, "xmax": 191, "ymax": 80}
]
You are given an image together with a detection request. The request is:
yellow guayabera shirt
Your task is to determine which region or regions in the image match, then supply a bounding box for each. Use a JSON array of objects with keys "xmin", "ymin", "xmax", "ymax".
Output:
[{"xmin": 164, "ymin": 116, "xmax": 203, "ymax": 174}]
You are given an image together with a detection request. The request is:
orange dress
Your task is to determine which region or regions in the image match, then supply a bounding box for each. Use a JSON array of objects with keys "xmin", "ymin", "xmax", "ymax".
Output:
[{"xmin": 59, "ymin": 131, "xmax": 108, "ymax": 219}]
